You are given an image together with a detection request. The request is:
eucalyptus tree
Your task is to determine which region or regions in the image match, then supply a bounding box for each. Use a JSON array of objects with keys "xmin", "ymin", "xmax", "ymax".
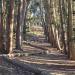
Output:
[
  {"xmin": 59, "ymin": 0, "xmax": 67, "ymax": 54},
  {"xmin": 44, "ymin": 0, "xmax": 61, "ymax": 49},
  {"xmin": 6, "ymin": 0, "xmax": 14, "ymax": 53},
  {"xmin": 67, "ymin": 0, "xmax": 75, "ymax": 60},
  {"xmin": 71, "ymin": 0, "xmax": 75, "ymax": 59},
  {"xmin": 43, "ymin": 0, "xmax": 53, "ymax": 44},
  {"xmin": 16, "ymin": 0, "xmax": 30, "ymax": 49},
  {"xmin": 43, "ymin": 0, "xmax": 67, "ymax": 51},
  {"xmin": 0, "ymin": 0, "xmax": 6, "ymax": 53}
]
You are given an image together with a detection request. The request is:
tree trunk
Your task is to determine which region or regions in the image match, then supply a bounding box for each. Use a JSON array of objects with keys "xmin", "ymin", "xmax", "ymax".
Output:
[
  {"xmin": 59, "ymin": 0, "xmax": 67, "ymax": 54},
  {"xmin": 6, "ymin": 0, "xmax": 14, "ymax": 54},
  {"xmin": 23, "ymin": 2, "xmax": 29, "ymax": 40},
  {"xmin": 16, "ymin": 0, "xmax": 29, "ymax": 49},
  {"xmin": 16, "ymin": 0, "xmax": 23, "ymax": 50},
  {"xmin": 43, "ymin": 0, "xmax": 51, "ymax": 43},
  {"xmin": 0, "ymin": 0, "xmax": 5, "ymax": 53},
  {"xmin": 67, "ymin": 0, "xmax": 73, "ymax": 59}
]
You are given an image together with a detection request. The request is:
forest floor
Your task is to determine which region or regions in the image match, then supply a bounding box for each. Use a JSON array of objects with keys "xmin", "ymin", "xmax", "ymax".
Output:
[
  {"xmin": 12, "ymin": 35, "xmax": 75, "ymax": 75},
  {"xmin": 0, "ymin": 35, "xmax": 75, "ymax": 75}
]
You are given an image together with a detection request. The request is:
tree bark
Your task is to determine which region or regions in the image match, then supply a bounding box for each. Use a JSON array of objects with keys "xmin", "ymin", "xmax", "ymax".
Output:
[
  {"xmin": 16, "ymin": 0, "xmax": 29, "ymax": 49},
  {"xmin": 16, "ymin": 0, "xmax": 23, "ymax": 50},
  {"xmin": 67, "ymin": 0, "xmax": 73, "ymax": 59},
  {"xmin": 6, "ymin": 0, "xmax": 14, "ymax": 54},
  {"xmin": 59, "ymin": 0, "xmax": 67, "ymax": 54},
  {"xmin": 0, "ymin": 0, "xmax": 6, "ymax": 53}
]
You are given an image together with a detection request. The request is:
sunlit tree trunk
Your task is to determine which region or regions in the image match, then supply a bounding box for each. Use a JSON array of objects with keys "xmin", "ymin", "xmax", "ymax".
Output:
[
  {"xmin": 50, "ymin": 0, "xmax": 59, "ymax": 48},
  {"xmin": 16, "ymin": 0, "xmax": 29, "ymax": 49},
  {"xmin": 44, "ymin": 0, "xmax": 58, "ymax": 48},
  {"xmin": 16, "ymin": 0, "xmax": 23, "ymax": 49},
  {"xmin": 6, "ymin": 0, "xmax": 14, "ymax": 54},
  {"xmin": 59, "ymin": 0, "xmax": 67, "ymax": 54},
  {"xmin": 44, "ymin": 0, "xmax": 55, "ymax": 46}
]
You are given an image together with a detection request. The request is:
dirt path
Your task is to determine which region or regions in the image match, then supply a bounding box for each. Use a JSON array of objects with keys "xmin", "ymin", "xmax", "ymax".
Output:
[
  {"xmin": 12, "ymin": 41, "xmax": 75, "ymax": 75},
  {"xmin": 11, "ymin": 35, "xmax": 75, "ymax": 75}
]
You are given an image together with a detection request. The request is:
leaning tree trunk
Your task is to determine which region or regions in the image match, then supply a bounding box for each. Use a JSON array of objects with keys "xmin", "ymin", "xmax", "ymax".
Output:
[{"xmin": 6, "ymin": 0, "xmax": 14, "ymax": 54}]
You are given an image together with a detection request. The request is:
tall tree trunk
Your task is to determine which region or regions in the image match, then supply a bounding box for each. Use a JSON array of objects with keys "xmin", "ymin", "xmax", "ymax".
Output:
[
  {"xmin": 6, "ymin": 0, "xmax": 14, "ymax": 54},
  {"xmin": 67, "ymin": 0, "xmax": 73, "ymax": 59},
  {"xmin": 59, "ymin": 0, "xmax": 67, "ymax": 54},
  {"xmin": 48, "ymin": 0, "xmax": 55, "ymax": 46},
  {"xmin": 0, "ymin": 0, "xmax": 5, "ymax": 53},
  {"xmin": 16, "ymin": 0, "xmax": 23, "ymax": 50},
  {"xmin": 23, "ymin": 2, "xmax": 29, "ymax": 40},
  {"xmin": 43, "ymin": 0, "xmax": 51, "ymax": 43},
  {"xmin": 43, "ymin": 0, "xmax": 57, "ymax": 48},
  {"xmin": 22, "ymin": 0, "xmax": 29, "ymax": 41},
  {"xmin": 50, "ymin": 0, "xmax": 59, "ymax": 48},
  {"xmin": 16, "ymin": 0, "xmax": 29, "ymax": 49}
]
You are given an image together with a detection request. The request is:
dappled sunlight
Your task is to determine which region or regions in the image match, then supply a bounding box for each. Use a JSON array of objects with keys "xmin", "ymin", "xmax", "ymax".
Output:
[
  {"xmin": 0, "ymin": 0, "xmax": 75, "ymax": 75},
  {"xmin": 16, "ymin": 55, "xmax": 75, "ymax": 67},
  {"xmin": 50, "ymin": 73, "xmax": 66, "ymax": 75}
]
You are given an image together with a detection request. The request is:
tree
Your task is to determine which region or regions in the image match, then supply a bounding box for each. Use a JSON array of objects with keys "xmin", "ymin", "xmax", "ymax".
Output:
[
  {"xmin": 6, "ymin": 0, "xmax": 14, "ymax": 54},
  {"xmin": 59, "ymin": 0, "xmax": 67, "ymax": 54},
  {"xmin": 16, "ymin": 0, "xmax": 29, "ymax": 50},
  {"xmin": 0, "ymin": 0, "xmax": 5, "ymax": 53},
  {"xmin": 67, "ymin": 0, "xmax": 73, "ymax": 59}
]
